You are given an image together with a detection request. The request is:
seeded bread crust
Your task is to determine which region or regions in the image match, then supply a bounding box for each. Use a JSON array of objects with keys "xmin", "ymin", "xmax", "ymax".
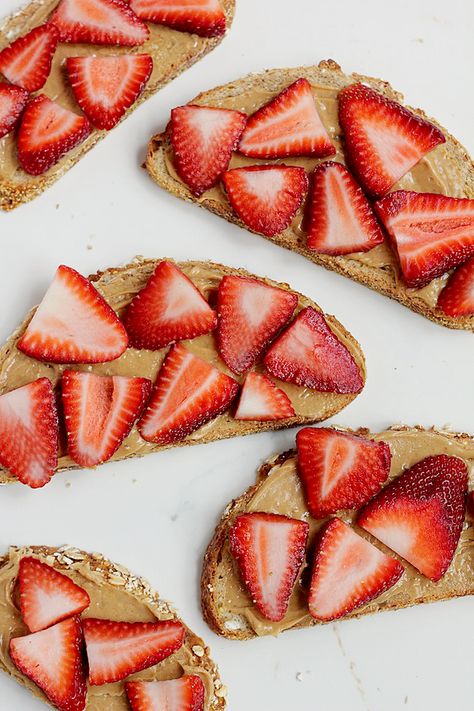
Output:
[{"xmin": 145, "ymin": 60, "xmax": 474, "ymax": 332}]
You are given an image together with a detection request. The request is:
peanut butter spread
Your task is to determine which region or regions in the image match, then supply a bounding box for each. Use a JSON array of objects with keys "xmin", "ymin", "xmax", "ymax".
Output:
[{"xmin": 216, "ymin": 428, "xmax": 474, "ymax": 637}]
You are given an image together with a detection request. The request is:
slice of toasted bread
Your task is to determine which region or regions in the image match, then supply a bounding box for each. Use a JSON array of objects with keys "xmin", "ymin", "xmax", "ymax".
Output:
[
  {"xmin": 0, "ymin": 544, "xmax": 226, "ymax": 709},
  {"xmin": 0, "ymin": 257, "xmax": 365, "ymax": 485},
  {"xmin": 201, "ymin": 425, "xmax": 474, "ymax": 640},
  {"xmin": 0, "ymin": 0, "xmax": 235, "ymax": 211},
  {"xmin": 146, "ymin": 60, "xmax": 474, "ymax": 332}
]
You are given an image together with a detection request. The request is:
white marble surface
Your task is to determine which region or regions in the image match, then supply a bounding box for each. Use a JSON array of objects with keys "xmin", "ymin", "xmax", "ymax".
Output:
[{"xmin": 0, "ymin": 0, "xmax": 473, "ymax": 709}]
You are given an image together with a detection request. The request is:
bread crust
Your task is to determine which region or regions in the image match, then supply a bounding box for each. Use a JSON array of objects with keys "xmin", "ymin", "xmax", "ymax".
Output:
[{"xmin": 145, "ymin": 60, "xmax": 474, "ymax": 332}]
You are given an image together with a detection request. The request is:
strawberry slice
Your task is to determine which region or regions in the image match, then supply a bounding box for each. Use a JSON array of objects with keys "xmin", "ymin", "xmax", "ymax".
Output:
[
  {"xmin": 0, "ymin": 378, "xmax": 58, "ymax": 489},
  {"xmin": 18, "ymin": 265, "xmax": 128, "ymax": 364},
  {"xmin": 306, "ymin": 161, "xmax": 385, "ymax": 255},
  {"xmin": 126, "ymin": 675, "xmax": 205, "ymax": 711},
  {"xmin": 83, "ymin": 618, "xmax": 185, "ymax": 685},
  {"xmin": 51, "ymin": 0, "xmax": 149, "ymax": 46},
  {"xmin": 17, "ymin": 95, "xmax": 91, "ymax": 175},
  {"xmin": 296, "ymin": 428, "xmax": 391, "ymax": 518},
  {"xmin": 170, "ymin": 104, "xmax": 246, "ymax": 196},
  {"xmin": 229, "ymin": 512, "xmax": 308, "ymax": 622},
  {"xmin": 66, "ymin": 54, "xmax": 153, "ymax": 130},
  {"xmin": 239, "ymin": 78, "xmax": 335, "ymax": 159},
  {"xmin": 122, "ymin": 260, "xmax": 217, "ymax": 350},
  {"xmin": 9, "ymin": 616, "xmax": 87, "ymax": 711},
  {"xmin": 216, "ymin": 274, "xmax": 297, "ymax": 374},
  {"xmin": 222, "ymin": 164, "xmax": 308, "ymax": 237},
  {"xmin": 234, "ymin": 372, "xmax": 295, "ymax": 421},
  {"xmin": 19, "ymin": 557, "xmax": 90, "ymax": 632},
  {"xmin": 0, "ymin": 83, "xmax": 28, "ymax": 139},
  {"xmin": 358, "ymin": 454, "xmax": 468, "ymax": 581},
  {"xmin": 308, "ymin": 518, "xmax": 404, "ymax": 622},
  {"xmin": 263, "ymin": 307, "xmax": 364, "ymax": 393},
  {"xmin": 374, "ymin": 191, "xmax": 474, "ymax": 288},
  {"xmin": 338, "ymin": 83, "xmax": 445, "ymax": 198},
  {"xmin": 62, "ymin": 370, "xmax": 152, "ymax": 466},
  {"xmin": 138, "ymin": 343, "xmax": 238, "ymax": 444},
  {"xmin": 130, "ymin": 0, "xmax": 226, "ymax": 37},
  {"xmin": 0, "ymin": 24, "xmax": 59, "ymax": 92},
  {"xmin": 437, "ymin": 256, "xmax": 474, "ymax": 317}
]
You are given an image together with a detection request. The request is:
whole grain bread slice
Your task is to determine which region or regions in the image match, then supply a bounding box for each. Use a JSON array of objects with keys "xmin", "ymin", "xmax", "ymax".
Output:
[{"xmin": 145, "ymin": 60, "xmax": 474, "ymax": 332}]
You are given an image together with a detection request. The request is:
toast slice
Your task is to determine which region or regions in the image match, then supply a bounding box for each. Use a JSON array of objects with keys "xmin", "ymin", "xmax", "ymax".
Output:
[
  {"xmin": 201, "ymin": 425, "xmax": 474, "ymax": 640},
  {"xmin": 0, "ymin": 0, "xmax": 235, "ymax": 210},
  {"xmin": 0, "ymin": 257, "xmax": 365, "ymax": 485},
  {"xmin": 0, "ymin": 544, "xmax": 226, "ymax": 709},
  {"xmin": 146, "ymin": 60, "xmax": 474, "ymax": 332}
]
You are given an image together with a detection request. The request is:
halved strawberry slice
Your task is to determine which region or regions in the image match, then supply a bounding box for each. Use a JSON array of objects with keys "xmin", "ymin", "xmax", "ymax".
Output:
[
  {"xmin": 17, "ymin": 95, "xmax": 91, "ymax": 175},
  {"xmin": 306, "ymin": 161, "xmax": 385, "ymax": 255},
  {"xmin": 308, "ymin": 518, "xmax": 404, "ymax": 622},
  {"xmin": 296, "ymin": 428, "xmax": 391, "ymax": 518},
  {"xmin": 0, "ymin": 24, "xmax": 59, "ymax": 92},
  {"xmin": 170, "ymin": 104, "xmax": 246, "ymax": 196},
  {"xmin": 9, "ymin": 617, "xmax": 87, "ymax": 711},
  {"xmin": 19, "ymin": 557, "xmax": 90, "ymax": 632},
  {"xmin": 18, "ymin": 265, "xmax": 128, "ymax": 364},
  {"xmin": 138, "ymin": 343, "xmax": 238, "ymax": 443},
  {"xmin": 83, "ymin": 618, "xmax": 185, "ymax": 685},
  {"xmin": 229, "ymin": 512, "xmax": 308, "ymax": 622},
  {"xmin": 66, "ymin": 54, "xmax": 153, "ymax": 130},
  {"xmin": 0, "ymin": 378, "xmax": 58, "ymax": 488},
  {"xmin": 239, "ymin": 78, "xmax": 335, "ymax": 159},
  {"xmin": 338, "ymin": 83, "xmax": 445, "ymax": 198},
  {"xmin": 0, "ymin": 83, "xmax": 28, "ymax": 139},
  {"xmin": 222, "ymin": 164, "xmax": 308, "ymax": 237},
  {"xmin": 234, "ymin": 372, "xmax": 295, "ymax": 421},
  {"xmin": 122, "ymin": 260, "xmax": 217, "ymax": 350},
  {"xmin": 62, "ymin": 370, "xmax": 152, "ymax": 466},
  {"xmin": 437, "ymin": 256, "xmax": 474, "ymax": 317},
  {"xmin": 130, "ymin": 0, "xmax": 226, "ymax": 37},
  {"xmin": 126, "ymin": 675, "xmax": 205, "ymax": 711},
  {"xmin": 374, "ymin": 191, "xmax": 474, "ymax": 288},
  {"xmin": 263, "ymin": 307, "xmax": 364, "ymax": 393},
  {"xmin": 358, "ymin": 454, "xmax": 468, "ymax": 581},
  {"xmin": 51, "ymin": 0, "xmax": 149, "ymax": 45},
  {"xmin": 216, "ymin": 274, "xmax": 297, "ymax": 374}
]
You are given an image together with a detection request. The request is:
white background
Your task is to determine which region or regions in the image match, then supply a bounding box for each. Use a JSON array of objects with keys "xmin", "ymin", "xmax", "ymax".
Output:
[{"xmin": 1, "ymin": 0, "xmax": 473, "ymax": 709}]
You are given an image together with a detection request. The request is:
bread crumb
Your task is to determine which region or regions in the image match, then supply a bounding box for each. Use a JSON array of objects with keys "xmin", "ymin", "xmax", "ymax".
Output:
[
  {"xmin": 192, "ymin": 645, "xmax": 205, "ymax": 657},
  {"xmin": 296, "ymin": 672, "xmax": 304, "ymax": 682}
]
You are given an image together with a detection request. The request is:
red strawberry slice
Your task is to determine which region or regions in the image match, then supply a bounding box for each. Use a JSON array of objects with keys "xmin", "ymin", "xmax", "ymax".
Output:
[
  {"xmin": 306, "ymin": 161, "xmax": 385, "ymax": 255},
  {"xmin": 9, "ymin": 616, "xmax": 87, "ymax": 711},
  {"xmin": 437, "ymin": 256, "xmax": 474, "ymax": 317},
  {"xmin": 239, "ymin": 78, "xmax": 335, "ymax": 159},
  {"xmin": 0, "ymin": 378, "xmax": 58, "ymax": 489},
  {"xmin": 18, "ymin": 265, "xmax": 128, "ymax": 364},
  {"xmin": 216, "ymin": 274, "xmax": 297, "ymax": 374},
  {"xmin": 0, "ymin": 24, "xmax": 59, "ymax": 92},
  {"xmin": 338, "ymin": 83, "xmax": 445, "ymax": 198},
  {"xmin": 138, "ymin": 343, "xmax": 238, "ymax": 444},
  {"xmin": 0, "ymin": 83, "xmax": 28, "ymax": 139},
  {"xmin": 308, "ymin": 518, "xmax": 404, "ymax": 622},
  {"xmin": 229, "ymin": 512, "xmax": 308, "ymax": 622},
  {"xmin": 126, "ymin": 675, "xmax": 205, "ymax": 711},
  {"xmin": 19, "ymin": 557, "xmax": 90, "ymax": 632},
  {"xmin": 83, "ymin": 618, "xmax": 185, "ymax": 685},
  {"xmin": 122, "ymin": 260, "xmax": 217, "ymax": 350},
  {"xmin": 130, "ymin": 0, "xmax": 226, "ymax": 37},
  {"xmin": 374, "ymin": 191, "xmax": 474, "ymax": 288},
  {"xmin": 263, "ymin": 307, "xmax": 364, "ymax": 394},
  {"xmin": 358, "ymin": 454, "xmax": 468, "ymax": 581},
  {"xmin": 62, "ymin": 370, "xmax": 152, "ymax": 466},
  {"xmin": 234, "ymin": 372, "xmax": 295, "ymax": 421},
  {"xmin": 51, "ymin": 0, "xmax": 149, "ymax": 45},
  {"xmin": 66, "ymin": 54, "xmax": 153, "ymax": 130},
  {"xmin": 170, "ymin": 104, "xmax": 246, "ymax": 196},
  {"xmin": 17, "ymin": 95, "xmax": 91, "ymax": 175},
  {"xmin": 296, "ymin": 428, "xmax": 391, "ymax": 518}
]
